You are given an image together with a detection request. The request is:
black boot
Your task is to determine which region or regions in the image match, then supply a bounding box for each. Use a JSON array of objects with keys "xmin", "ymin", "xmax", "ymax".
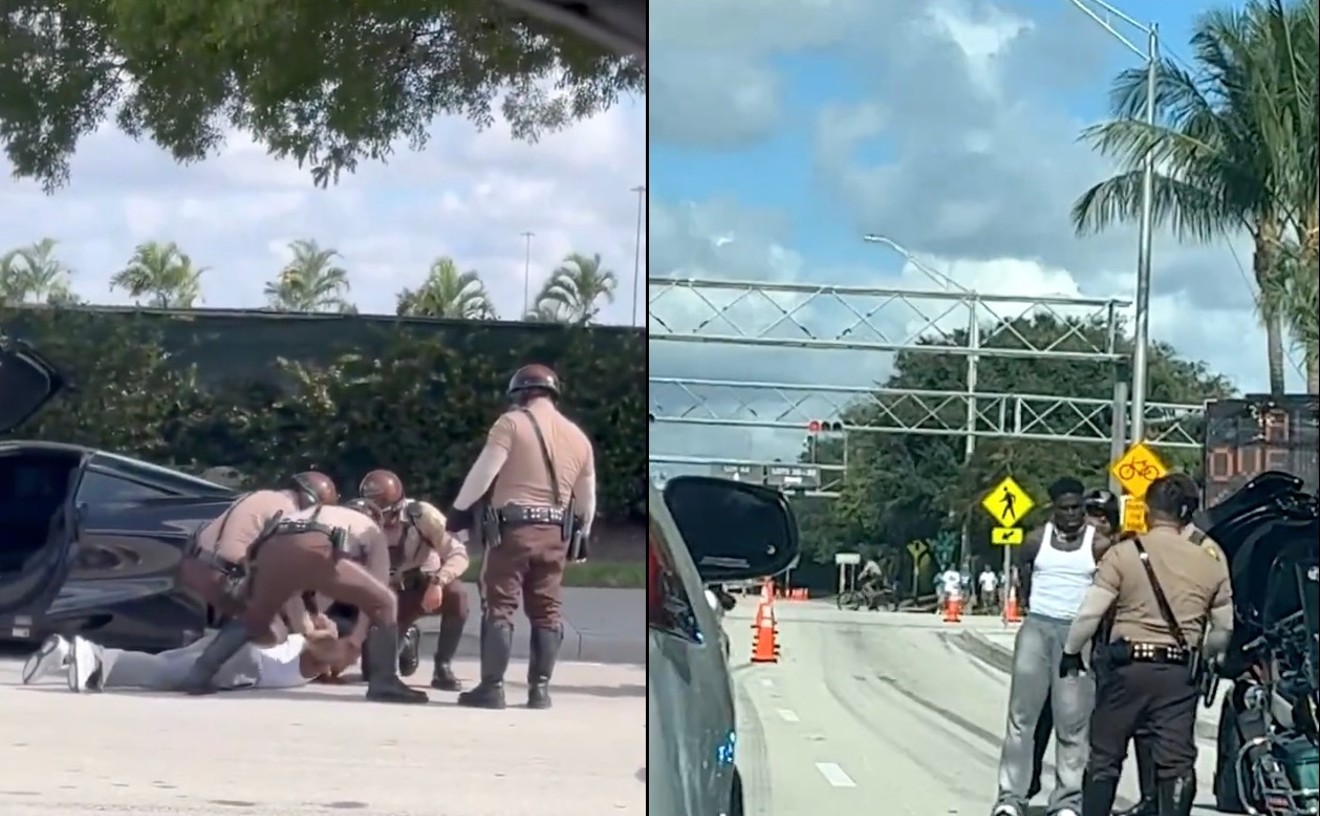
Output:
[
  {"xmin": 1156, "ymin": 774, "xmax": 1196, "ymax": 816},
  {"xmin": 429, "ymin": 615, "xmax": 465, "ymax": 691},
  {"xmin": 363, "ymin": 625, "xmax": 429, "ymax": 704},
  {"xmin": 178, "ymin": 621, "xmax": 251, "ymax": 695},
  {"xmin": 527, "ymin": 626, "xmax": 563, "ymax": 709},
  {"xmin": 1112, "ymin": 796, "xmax": 1157, "ymax": 816},
  {"xmin": 1083, "ymin": 777, "xmax": 1120, "ymax": 816},
  {"xmin": 457, "ymin": 619, "xmax": 511, "ymax": 709},
  {"xmin": 397, "ymin": 625, "xmax": 420, "ymax": 678}
]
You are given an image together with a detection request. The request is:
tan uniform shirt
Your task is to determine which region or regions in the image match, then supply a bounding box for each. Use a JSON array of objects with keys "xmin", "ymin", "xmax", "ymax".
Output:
[
  {"xmin": 386, "ymin": 499, "xmax": 470, "ymax": 585},
  {"xmin": 282, "ymin": 505, "xmax": 391, "ymax": 587},
  {"xmin": 194, "ymin": 490, "xmax": 300, "ymax": 563},
  {"xmin": 487, "ymin": 399, "xmax": 594, "ymax": 508},
  {"xmin": 1095, "ymin": 524, "xmax": 1232, "ymax": 647}
]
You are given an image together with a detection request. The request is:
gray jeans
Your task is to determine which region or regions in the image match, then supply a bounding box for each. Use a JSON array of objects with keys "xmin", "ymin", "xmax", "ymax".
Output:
[
  {"xmin": 100, "ymin": 634, "xmax": 262, "ymax": 691},
  {"xmin": 995, "ymin": 613, "xmax": 1095, "ymax": 813}
]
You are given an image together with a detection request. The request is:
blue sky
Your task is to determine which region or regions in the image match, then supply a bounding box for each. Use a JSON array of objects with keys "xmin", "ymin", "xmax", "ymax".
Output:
[
  {"xmin": 652, "ymin": 1, "xmax": 1225, "ymax": 277},
  {"xmin": 647, "ymin": 0, "xmax": 1299, "ymax": 470}
]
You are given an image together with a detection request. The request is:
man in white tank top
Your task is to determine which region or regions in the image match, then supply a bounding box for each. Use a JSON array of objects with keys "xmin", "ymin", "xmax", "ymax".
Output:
[{"xmin": 992, "ymin": 477, "xmax": 1114, "ymax": 816}]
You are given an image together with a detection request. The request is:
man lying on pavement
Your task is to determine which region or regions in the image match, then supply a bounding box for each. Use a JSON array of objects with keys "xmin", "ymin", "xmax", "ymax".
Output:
[{"xmin": 21, "ymin": 615, "xmax": 352, "ymax": 693}]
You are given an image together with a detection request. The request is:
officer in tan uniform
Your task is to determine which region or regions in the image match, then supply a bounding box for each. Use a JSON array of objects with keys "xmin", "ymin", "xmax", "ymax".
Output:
[
  {"xmin": 177, "ymin": 500, "xmax": 427, "ymax": 705},
  {"xmin": 358, "ymin": 469, "xmax": 472, "ymax": 690},
  {"xmin": 445, "ymin": 364, "xmax": 596, "ymax": 710},
  {"xmin": 177, "ymin": 471, "xmax": 339, "ymax": 641},
  {"xmin": 1062, "ymin": 475, "xmax": 1234, "ymax": 816}
]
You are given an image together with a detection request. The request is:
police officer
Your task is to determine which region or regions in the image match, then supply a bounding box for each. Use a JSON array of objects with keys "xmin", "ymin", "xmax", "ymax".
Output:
[
  {"xmin": 445, "ymin": 364, "xmax": 596, "ymax": 710},
  {"xmin": 1062, "ymin": 475, "xmax": 1234, "ymax": 816},
  {"xmin": 177, "ymin": 471, "xmax": 340, "ymax": 641},
  {"xmin": 178, "ymin": 499, "xmax": 428, "ymax": 705},
  {"xmin": 358, "ymin": 469, "xmax": 472, "ymax": 691}
]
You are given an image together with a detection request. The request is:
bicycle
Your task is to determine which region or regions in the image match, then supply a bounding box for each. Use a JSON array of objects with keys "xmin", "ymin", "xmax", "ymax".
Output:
[
  {"xmin": 1117, "ymin": 458, "xmax": 1161, "ymax": 482},
  {"xmin": 836, "ymin": 588, "xmax": 866, "ymax": 610}
]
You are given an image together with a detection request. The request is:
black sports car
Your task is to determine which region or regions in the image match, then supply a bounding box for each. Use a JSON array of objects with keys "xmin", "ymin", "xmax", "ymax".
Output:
[{"xmin": 0, "ymin": 340, "xmax": 237, "ymax": 651}]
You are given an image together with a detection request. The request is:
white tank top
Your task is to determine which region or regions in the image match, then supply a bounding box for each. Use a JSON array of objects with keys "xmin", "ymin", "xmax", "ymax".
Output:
[{"xmin": 1028, "ymin": 523, "xmax": 1096, "ymax": 619}]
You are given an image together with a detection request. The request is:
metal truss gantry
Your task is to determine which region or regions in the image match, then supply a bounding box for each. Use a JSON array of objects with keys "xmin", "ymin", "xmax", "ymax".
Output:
[{"xmin": 648, "ymin": 277, "xmax": 1207, "ymax": 497}]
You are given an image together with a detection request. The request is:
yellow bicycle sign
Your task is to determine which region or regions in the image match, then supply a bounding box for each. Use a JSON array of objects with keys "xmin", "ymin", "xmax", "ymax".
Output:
[{"xmin": 1110, "ymin": 442, "xmax": 1168, "ymax": 498}]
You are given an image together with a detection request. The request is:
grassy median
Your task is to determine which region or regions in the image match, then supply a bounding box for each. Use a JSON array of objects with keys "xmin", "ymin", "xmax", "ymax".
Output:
[{"xmin": 464, "ymin": 556, "xmax": 645, "ymax": 589}]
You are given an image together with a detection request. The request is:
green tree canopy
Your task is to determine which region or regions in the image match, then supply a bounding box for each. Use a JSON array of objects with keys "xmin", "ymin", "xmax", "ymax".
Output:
[
  {"xmin": 791, "ymin": 315, "xmax": 1234, "ymax": 568},
  {"xmin": 396, "ymin": 257, "xmax": 496, "ymax": 319},
  {"xmin": 111, "ymin": 241, "xmax": 206, "ymax": 308},
  {"xmin": 0, "ymin": 238, "xmax": 77, "ymax": 304},
  {"xmin": 0, "ymin": 0, "xmax": 643, "ymax": 191},
  {"xmin": 264, "ymin": 239, "xmax": 352, "ymax": 312}
]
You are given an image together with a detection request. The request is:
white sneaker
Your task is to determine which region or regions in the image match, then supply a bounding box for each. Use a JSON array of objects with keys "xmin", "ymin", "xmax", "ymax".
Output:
[
  {"xmin": 66, "ymin": 636, "xmax": 103, "ymax": 693},
  {"xmin": 21, "ymin": 634, "xmax": 70, "ymax": 684},
  {"xmin": 1053, "ymin": 810, "xmax": 1080, "ymax": 816},
  {"xmin": 990, "ymin": 805, "xmax": 1020, "ymax": 816}
]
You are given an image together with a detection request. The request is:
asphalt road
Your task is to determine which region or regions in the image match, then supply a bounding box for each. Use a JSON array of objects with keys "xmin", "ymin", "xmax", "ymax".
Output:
[
  {"xmin": 0, "ymin": 654, "xmax": 644, "ymax": 816},
  {"xmin": 724, "ymin": 601, "xmax": 1224, "ymax": 816}
]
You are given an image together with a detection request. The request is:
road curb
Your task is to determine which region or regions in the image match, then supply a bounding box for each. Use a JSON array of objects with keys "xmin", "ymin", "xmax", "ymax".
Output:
[
  {"xmin": 419, "ymin": 630, "xmax": 643, "ymax": 666},
  {"xmin": 951, "ymin": 630, "xmax": 1219, "ymax": 742}
]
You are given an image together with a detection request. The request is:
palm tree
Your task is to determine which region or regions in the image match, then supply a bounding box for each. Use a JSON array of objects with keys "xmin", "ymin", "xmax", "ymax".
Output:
[
  {"xmin": 1260, "ymin": 239, "xmax": 1320, "ymax": 389},
  {"xmin": 396, "ymin": 257, "xmax": 497, "ymax": 319},
  {"xmin": 0, "ymin": 238, "xmax": 78, "ymax": 304},
  {"xmin": 110, "ymin": 241, "xmax": 205, "ymax": 308},
  {"xmin": 1071, "ymin": 0, "xmax": 1316, "ymax": 395},
  {"xmin": 530, "ymin": 252, "xmax": 619, "ymax": 323},
  {"xmin": 264, "ymin": 239, "xmax": 352, "ymax": 312}
]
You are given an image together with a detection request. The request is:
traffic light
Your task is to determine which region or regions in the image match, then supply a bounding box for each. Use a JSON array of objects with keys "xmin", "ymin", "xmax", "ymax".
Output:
[{"xmin": 807, "ymin": 420, "xmax": 844, "ymax": 434}]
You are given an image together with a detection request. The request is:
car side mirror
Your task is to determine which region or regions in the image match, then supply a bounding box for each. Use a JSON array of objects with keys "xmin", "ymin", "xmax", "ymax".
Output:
[{"xmin": 661, "ymin": 475, "xmax": 800, "ymax": 583}]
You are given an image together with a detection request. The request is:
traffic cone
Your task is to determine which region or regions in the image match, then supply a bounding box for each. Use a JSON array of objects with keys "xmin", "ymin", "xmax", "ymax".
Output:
[
  {"xmin": 1003, "ymin": 587, "xmax": 1022, "ymax": 623},
  {"xmin": 750, "ymin": 601, "xmax": 780, "ymax": 663},
  {"xmin": 942, "ymin": 594, "xmax": 962, "ymax": 623}
]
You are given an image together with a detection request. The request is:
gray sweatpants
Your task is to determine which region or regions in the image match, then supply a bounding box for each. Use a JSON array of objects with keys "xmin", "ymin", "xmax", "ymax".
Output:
[
  {"xmin": 995, "ymin": 613, "xmax": 1095, "ymax": 814},
  {"xmin": 99, "ymin": 634, "xmax": 262, "ymax": 691}
]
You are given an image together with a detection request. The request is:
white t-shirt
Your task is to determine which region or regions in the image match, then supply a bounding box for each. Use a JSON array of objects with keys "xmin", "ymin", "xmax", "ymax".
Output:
[
  {"xmin": 979, "ymin": 571, "xmax": 998, "ymax": 592},
  {"xmin": 256, "ymin": 635, "xmax": 312, "ymax": 689},
  {"xmin": 940, "ymin": 570, "xmax": 962, "ymax": 595}
]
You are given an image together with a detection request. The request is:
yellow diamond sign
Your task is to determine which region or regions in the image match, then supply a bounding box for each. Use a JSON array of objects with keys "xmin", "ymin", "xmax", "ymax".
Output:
[
  {"xmin": 981, "ymin": 476, "xmax": 1034, "ymax": 527},
  {"xmin": 1110, "ymin": 442, "xmax": 1168, "ymax": 498}
]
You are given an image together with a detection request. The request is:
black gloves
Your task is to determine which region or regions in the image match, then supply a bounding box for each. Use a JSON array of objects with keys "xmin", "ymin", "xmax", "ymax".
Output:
[{"xmin": 1059, "ymin": 651, "xmax": 1085, "ymax": 678}]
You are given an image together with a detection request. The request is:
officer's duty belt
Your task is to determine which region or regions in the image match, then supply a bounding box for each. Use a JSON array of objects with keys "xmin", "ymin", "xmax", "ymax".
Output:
[
  {"xmin": 1128, "ymin": 642, "xmax": 1190, "ymax": 665},
  {"xmin": 183, "ymin": 535, "xmax": 244, "ymax": 577},
  {"xmin": 497, "ymin": 504, "xmax": 565, "ymax": 526}
]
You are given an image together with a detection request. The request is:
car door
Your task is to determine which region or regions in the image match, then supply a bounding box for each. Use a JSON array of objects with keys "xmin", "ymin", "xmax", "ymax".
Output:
[
  {"xmin": 0, "ymin": 458, "xmax": 87, "ymax": 620},
  {"xmin": 648, "ymin": 486, "xmax": 738, "ymax": 816}
]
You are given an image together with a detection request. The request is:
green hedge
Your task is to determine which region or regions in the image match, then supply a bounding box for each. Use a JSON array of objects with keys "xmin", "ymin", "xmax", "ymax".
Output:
[{"xmin": 3, "ymin": 306, "xmax": 646, "ymax": 521}]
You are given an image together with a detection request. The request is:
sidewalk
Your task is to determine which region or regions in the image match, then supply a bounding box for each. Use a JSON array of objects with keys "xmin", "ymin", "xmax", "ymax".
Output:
[
  {"xmin": 954, "ymin": 628, "xmax": 1224, "ymax": 741},
  {"xmin": 418, "ymin": 585, "xmax": 643, "ymax": 664}
]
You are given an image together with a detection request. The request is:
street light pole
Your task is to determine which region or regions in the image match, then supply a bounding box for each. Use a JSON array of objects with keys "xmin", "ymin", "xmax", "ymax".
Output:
[
  {"xmin": 631, "ymin": 185, "xmax": 646, "ymax": 327},
  {"xmin": 1066, "ymin": 0, "xmax": 1158, "ymax": 445},
  {"xmin": 521, "ymin": 231, "xmax": 535, "ymax": 315}
]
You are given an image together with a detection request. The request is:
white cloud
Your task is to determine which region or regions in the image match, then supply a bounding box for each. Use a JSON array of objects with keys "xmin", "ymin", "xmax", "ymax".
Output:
[{"xmin": 1, "ymin": 95, "xmax": 646, "ymax": 323}]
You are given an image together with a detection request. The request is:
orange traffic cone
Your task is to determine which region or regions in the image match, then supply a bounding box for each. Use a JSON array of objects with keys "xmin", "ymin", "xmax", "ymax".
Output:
[
  {"xmin": 942, "ymin": 594, "xmax": 962, "ymax": 623},
  {"xmin": 750, "ymin": 601, "xmax": 780, "ymax": 663},
  {"xmin": 1003, "ymin": 587, "xmax": 1022, "ymax": 623}
]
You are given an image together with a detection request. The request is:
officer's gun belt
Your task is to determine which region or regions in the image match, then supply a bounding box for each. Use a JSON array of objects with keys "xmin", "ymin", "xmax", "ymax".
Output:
[
  {"xmin": 183, "ymin": 534, "xmax": 245, "ymax": 578},
  {"xmin": 1128, "ymin": 642, "xmax": 1190, "ymax": 665},
  {"xmin": 497, "ymin": 504, "xmax": 565, "ymax": 526},
  {"xmin": 247, "ymin": 514, "xmax": 350, "ymax": 562}
]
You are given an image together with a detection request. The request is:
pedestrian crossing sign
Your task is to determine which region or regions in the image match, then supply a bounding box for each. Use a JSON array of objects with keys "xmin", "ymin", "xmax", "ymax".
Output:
[
  {"xmin": 991, "ymin": 527, "xmax": 1024, "ymax": 546},
  {"xmin": 981, "ymin": 476, "xmax": 1034, "ymax": 527}
]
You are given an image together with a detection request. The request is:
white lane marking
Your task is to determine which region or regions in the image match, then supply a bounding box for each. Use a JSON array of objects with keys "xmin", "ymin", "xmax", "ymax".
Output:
[
  {"xmin": 759, "ymin": 678, "xmax": 773, "ymax": 688},
  {"xmin": 815, "ymin": 761, "xmax": 857, "ymax": 788},
  {"xmin": 776, "ymin": 708, "xmax": 799, "ymax": 723}
]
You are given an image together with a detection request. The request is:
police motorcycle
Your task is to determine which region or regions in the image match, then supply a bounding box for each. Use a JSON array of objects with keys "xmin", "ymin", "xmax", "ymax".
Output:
[{"xmin": 1197, "ymin": 472, "xmax": 1319, "ymax": 815}]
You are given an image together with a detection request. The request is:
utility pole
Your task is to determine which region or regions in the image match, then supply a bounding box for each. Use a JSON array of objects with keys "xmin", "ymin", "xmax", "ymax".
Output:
[
  {"xmin": 631, "ymin": 185, "xmax": 646, "ymax": 327},
  {"xmin": 521, "ymin": 231, "xmax": 535, "ymax": 316},
  {"xmin": 1065, "ymin": 0, "xmax": 1159, "ymax": 443}
]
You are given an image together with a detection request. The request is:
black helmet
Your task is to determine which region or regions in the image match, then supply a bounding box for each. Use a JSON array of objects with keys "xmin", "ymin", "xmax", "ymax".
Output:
[
  {"xmin": 342, "ymin": 497, "xmax": 383, "ymax": 524},
  {"xmin": 1084, "ymin": 488, "xmax": 1120, "ymax": 527},
  {"xmin": 507, "ymin": 364, "xmax": 561, "ymax": 400}
]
